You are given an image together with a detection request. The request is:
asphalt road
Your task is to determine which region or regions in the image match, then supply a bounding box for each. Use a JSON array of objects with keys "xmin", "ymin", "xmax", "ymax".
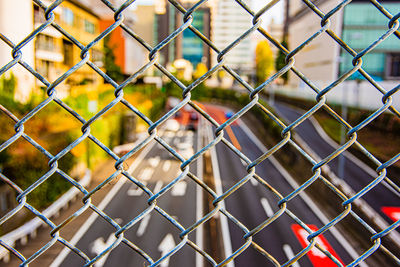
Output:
[
  {"xmin": 272, "ymin": 102, "xmax": 400, "ymax": 227},
  {"xmin": 53, "ymin": 127, "xmax": 200, "ymax": 267},
  {"xmin": 204, "ymin": 104, "xmax": 357, "ymax": 267}
]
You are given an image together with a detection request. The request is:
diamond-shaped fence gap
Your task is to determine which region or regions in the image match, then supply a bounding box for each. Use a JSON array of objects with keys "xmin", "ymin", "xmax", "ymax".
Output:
[
  {"xmin": 62, "ymin": 211, "xmax": 121, "ymax": 262},
  {"xmin": 0, "ymin": 108, "xmax": 20, "ymax": 146},
  {"xmin": 226, "ymin": 241, "xmax": 276, "ymax": 267},
  {"xmin": 119, "ymin": 208, "xmax": 185, "ymax": 257},
  {"xmin": 155, "ymin": 177, "xmax": 202, "ymax": 228},
  {"xmin": 284, "ymin": 177, "xmax": 346, "ymax": 223},
  {"xmin": 0, "ymin": 136, "xmax": 52, "ymax": 193},
  {"xmin": 222, "ymin": 180, "xmax": 281, "ymax": 229},
  {"xmin": 289, "ymin": 40, "xmax": 344, "ymax": 93},
  {"xmin": 335, "ymin": 210, "xmax": 399, "ymax": 266},
  {"xmin": 351, "ymin": 110, "xmax": 400, "ymax": 166}
]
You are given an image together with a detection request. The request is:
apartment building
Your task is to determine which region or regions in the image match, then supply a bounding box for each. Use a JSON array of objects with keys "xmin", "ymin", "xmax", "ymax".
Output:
[{"xmin": 34, "ymin": 0, "xmax": 103, "ymax": 97}]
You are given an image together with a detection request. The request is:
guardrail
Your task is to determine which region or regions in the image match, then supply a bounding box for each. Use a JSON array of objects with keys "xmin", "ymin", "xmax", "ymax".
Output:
[{"xmin": 0, "ymin": 170, "xmax": 91, "ymax": 262}]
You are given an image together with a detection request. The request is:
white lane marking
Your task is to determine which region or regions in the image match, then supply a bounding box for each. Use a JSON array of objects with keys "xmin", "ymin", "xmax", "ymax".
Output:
[
  {"xmin": 158, "ymin": 234, "xmax": 176, "ymax": 267},
  {"xmin": 238, "ymin": 121, "xmax": 368, "ymax": 267},
  {"xmin": 139, "ymin": 167, "xmax": 154, "ymax": 181},
  {"xmin": 207, "ymin": 125, "xmax": 235, "ymax": 267},
  {"xmin": 282, "ymin": 244, "xmax": 300, "ymax": 267},
  {"xmin": 171, "ymin": 181, "xmax": 187, "ymax": 196},
  {"xmin": 148, "ymin": 156, "xmax": 160, "ymax": 167},
  {"xmin": 90, "ymin": 234, "xmax": 117, "ymax": 267},
  {"xmin": 240, "ymin": 159, "xmax": 247, "ymax": 166},
  {"xmin": 127, "ymin": 182, "xmax": 147, "ymax": 196},
  {"xmin": 163, "ymin": 160, "xmax": 172, "ymax": 172},
  {"xmin": 196, "ymin": 117, "xmax": 204, "ymax": 267},
  {"xmin": 153, "ymin": 181, "xmax": 163, "ymax": 193},
  {"xmin": 137, "ymin": 214, "xmax": 151, "ymax": 237},
  {"xmin": 260, "ymin": 198, "xmax": 273, "ymax": 217},
  {"xmin": 50, "ymin": 141, "xmax": 156, "ymax": 267}
]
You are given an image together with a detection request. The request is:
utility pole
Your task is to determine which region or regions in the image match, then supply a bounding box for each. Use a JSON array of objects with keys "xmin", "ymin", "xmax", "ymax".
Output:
[
  {"xmin": 338, "ymin": 86, "xmax": 348, "ymax": 179},
  {"xmin": 283, "ymin": 0, "xmax": 290, "ymax": 42}
]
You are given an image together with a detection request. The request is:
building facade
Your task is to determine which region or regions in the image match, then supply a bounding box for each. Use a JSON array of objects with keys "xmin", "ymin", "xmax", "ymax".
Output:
[
  {"xmin": 288, "ymin": 0, "xmax": 400, "ymax": 89},
  {"xmin": 0, "ymin": 0, "xmax": 35, "ymax": 102},
  {"xmin": 37, "ymin": 0, "xmax": 103, "ymax": 97},
  {"xmin": 211, "ymin": 0, "xmax": 254, "ymax": 74},
  {"xmin": 155, "ymin": 0, "xmax": 211, "ymax": 69},
  {"xmin": 339, "ymin": 1, "xmax": 400, "ymax": 81}
]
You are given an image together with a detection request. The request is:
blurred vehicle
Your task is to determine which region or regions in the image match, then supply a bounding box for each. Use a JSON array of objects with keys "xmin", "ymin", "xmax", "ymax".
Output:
[
  {"xmin": 164, "ymin": 119, "xmax": 180, "ymax": 132},
  {"xmin": 186, "ymin": 123, "xmax": 196, "ymax": 131},
  {"xmin": 225, "ymin": 111, "xmax": 234, "ymax": 119},
  {"xmin": 190, "ymin": 112, "xmax": 198, "ymax": 121},
  {"xmin": 177, "ymin": 142, "xmax": 194, "ymax": 159},
  {"xmin": 174, "ymin": 111, "xmax": 182, "ymax": 118}
]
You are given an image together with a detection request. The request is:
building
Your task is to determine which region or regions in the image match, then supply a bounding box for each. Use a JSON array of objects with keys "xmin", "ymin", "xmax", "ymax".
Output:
[
  {"xmin": 0, "ymin": 0, "xmax": 35, "ymax": 102},
  {"xmin": 338, "ymin": 1, "xmax": 400, "ymax": 81},
  {"xmin": 83, "ymin": 0, "xmax": 154, "ymax": 78},
  {"xmin": 211, "ymin": 0, "xmax": 254, "ymax": 74},
  {"xmin": 288, "ymin": 0, "xmax": 400, "ymax": 88},
  {"xmin": 34, "ymin": 0, "xmax": 104, "ymax": 98},
  {"xmin": 155, "ymin": 0, "xmax": 212, "ymax": 69}
]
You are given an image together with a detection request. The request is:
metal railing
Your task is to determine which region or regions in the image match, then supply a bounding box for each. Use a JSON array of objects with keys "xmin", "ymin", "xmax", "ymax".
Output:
[{"xmin": 0, "ymin": 0, "xmax": 399, "ymax": 266}]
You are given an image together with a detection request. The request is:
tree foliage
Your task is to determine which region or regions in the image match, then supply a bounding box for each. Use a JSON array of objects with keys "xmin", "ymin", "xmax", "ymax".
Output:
[
  {"xmin": 275, "ymin": 39, "xmax": 289, "ymax": 84},
  {"xmin": 255, "ymin": 40, "xmax": 274, "ymax": 85}
]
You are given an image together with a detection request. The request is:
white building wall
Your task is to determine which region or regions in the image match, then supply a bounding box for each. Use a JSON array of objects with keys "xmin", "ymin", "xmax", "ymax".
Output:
[
  {"xmin": 0, "ymin": 0, "xmax": 35, "ymax": 102},
  {"xmin": 210, "ymin": 0, "xmax": 254, "ymax": 73},
  {"xmin": 288, "ymin": 0, "xmax": 343, "ymax": 90}
]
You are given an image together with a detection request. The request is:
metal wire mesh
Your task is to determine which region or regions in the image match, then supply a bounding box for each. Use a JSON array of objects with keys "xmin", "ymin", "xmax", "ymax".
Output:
[{"xmin": 0, "ymin": 0, "xmax": 399, "ymax": 266}]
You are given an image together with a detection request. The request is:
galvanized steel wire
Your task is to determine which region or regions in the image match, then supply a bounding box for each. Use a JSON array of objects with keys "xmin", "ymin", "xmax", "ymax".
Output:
[{"xmin": 0, "ymin": 0, "xmax": 399, "ymax": 266}]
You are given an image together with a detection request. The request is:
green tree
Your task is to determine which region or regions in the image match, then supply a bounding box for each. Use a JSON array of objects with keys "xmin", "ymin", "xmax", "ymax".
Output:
[
  {"xmin": 104, "ymin": 35, "xmax": 124, "ymax": 83},
  {"xmin": 275, "ymin": 39, "xmax": 289, "ymax": 84},
  {"xmin": 0, "ymin": 72, "xmax": 17, "ymax": 97},
  {"xmin": 255, "ymin": 41, "xmax": 274, "ymax": 85}
]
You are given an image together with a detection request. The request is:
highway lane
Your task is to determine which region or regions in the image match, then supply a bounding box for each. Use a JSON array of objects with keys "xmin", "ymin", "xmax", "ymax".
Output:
[
  {"xmin": 204, "ymin": 104, "xmax": 357, "ymax": 267},
  {"xmin": 53, "ymin": 127, "xmax": 200, "ymax": 267},
  {"xmin": 273, "ymin": 102, "xmax": 400, "ymax": 227}
]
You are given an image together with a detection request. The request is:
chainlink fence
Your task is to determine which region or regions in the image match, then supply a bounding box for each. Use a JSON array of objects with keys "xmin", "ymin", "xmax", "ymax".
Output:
[{"xmin": 0, "ymin": 0, "xmax": 400, "ymax": 266}]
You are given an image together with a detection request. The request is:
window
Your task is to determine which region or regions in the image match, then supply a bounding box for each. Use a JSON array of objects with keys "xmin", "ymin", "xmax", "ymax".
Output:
[
  {"xmin": 74, "ymin": 15, "xmax": 82, "ymax": 28},
  {"xmin": 63, "ymin": 8, "xmax": 74, "ymax": 25},
  {"xmin": 386, "ymin": 53, "xmax": 400, "ymax": 78},
  {"xmin": 84, "ymin": 20, "xmax": 95, "ymax": 34},
  {"xmin": 36, "ymin": 34, "xmax": 56, "ymax": 51},
  {"xmin": 63, "ymin": 39, "xmax": 73, "ymax": 66}
]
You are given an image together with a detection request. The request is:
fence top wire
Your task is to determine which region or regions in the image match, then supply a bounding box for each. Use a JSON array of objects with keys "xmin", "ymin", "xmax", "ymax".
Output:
[{"xmin": 0, "ymin": 0, "xmax": 400, "ymax": 266}]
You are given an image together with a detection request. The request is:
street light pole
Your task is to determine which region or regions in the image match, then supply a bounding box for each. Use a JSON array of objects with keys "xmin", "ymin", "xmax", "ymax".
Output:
[{"xmin": 338, "ymin": 85, "xmax": 348, "ymax": 179}]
